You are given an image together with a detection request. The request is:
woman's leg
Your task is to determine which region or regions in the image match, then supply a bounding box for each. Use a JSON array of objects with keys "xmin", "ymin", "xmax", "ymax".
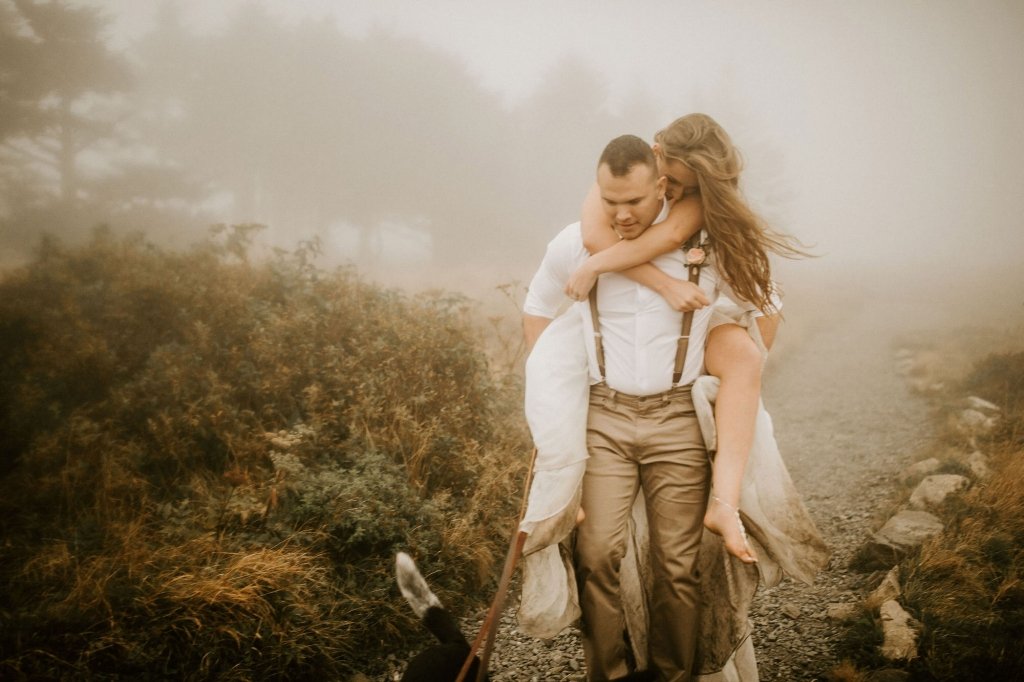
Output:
[{"xmin": 703, "ymin": 322, "xmax": 763, "ymax": 563}]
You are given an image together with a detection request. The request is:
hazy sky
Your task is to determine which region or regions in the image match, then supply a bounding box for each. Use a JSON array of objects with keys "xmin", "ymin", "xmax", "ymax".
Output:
[{"xmin": 77, "ymin": 0, "xmax": 1024, "ymax": 296}]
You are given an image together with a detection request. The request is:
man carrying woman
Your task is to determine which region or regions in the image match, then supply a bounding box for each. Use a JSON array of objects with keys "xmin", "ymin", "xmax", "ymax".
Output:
[{"xmin": 520, "ymin": 114, "xmax": 825, "ymax": 681}]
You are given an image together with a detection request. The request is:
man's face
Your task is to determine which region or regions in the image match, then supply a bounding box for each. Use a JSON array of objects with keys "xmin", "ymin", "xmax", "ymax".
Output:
[
  {"xmin": 655, "ymin": 152, "xmax": 699, "ymax": 202},
  {"xmin": 596, "ymin": 162, "xmax": 666, "ymax": 240}
]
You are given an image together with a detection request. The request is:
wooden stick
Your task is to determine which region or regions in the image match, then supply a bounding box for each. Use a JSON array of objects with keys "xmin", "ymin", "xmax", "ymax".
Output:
[
  {"xmin": 455, "ymin": 448, "xmax": 537, "ymax": 682},
  {"xmin": 475, "ymin": 529, "xmax": 528, "ymax": 681}
]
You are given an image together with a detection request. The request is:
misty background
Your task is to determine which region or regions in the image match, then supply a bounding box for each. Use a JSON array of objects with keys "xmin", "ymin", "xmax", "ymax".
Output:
[{"xmin": 2, "ymin": 0, "xmax": 1023, "ymax": 327}]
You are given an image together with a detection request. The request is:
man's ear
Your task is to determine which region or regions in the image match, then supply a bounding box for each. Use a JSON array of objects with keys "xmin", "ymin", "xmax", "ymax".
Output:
[{"xmin": 656, "ymin": 174, "xmax": 667, "ymax": 201}]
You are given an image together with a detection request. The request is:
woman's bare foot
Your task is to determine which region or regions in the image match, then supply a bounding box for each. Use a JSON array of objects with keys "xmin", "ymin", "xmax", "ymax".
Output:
[{"xmin": 704, "ymin": 496, "xmax": 757, "ymax": 563}]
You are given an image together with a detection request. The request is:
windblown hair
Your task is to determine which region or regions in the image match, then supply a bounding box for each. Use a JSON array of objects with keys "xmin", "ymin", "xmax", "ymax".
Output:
[
  {"xmin": 654, "ymin": 113, "xmax": 808, "ymax": 312},
  {"xmin": 598, "ymin": 134, "xmax": 657, "ymax": 177}
]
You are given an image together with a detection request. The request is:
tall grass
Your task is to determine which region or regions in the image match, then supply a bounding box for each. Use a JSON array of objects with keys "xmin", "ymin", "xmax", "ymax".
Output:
[{"xmin": 0, "ymin": 226, "xmax": 531, "ymax": 678}]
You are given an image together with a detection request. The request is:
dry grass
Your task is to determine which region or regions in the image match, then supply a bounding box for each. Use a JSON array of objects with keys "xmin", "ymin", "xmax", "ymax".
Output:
[{"xmin": 902, "ymin": 446, "xmax": 1024, "ymax": 680}]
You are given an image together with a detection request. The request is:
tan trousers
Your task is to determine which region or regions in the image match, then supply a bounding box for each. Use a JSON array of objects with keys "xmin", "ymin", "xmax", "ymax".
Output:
[{"xmin": 575, "ymin": 383, "xmax": 710, "ymax": 682}]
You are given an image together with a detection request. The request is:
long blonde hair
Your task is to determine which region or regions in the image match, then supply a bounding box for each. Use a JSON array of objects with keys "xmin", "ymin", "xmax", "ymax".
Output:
[{"xmin": 654, "ymin": 113, "xmax": 807, "ymax": 312}]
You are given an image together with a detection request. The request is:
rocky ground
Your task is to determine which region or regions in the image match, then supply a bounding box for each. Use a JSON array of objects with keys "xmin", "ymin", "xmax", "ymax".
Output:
[{"xmin": 374, "ymin": 301, "xmax": 938, "ymax": 681}]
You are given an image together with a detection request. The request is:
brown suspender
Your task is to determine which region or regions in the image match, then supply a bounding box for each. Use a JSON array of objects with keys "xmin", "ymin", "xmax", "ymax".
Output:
[
  {"xmin": 587, "ymin": 283, "xmax": 606, "ymax": 382},
  {"xmin": 673, "ymin": 240, "xmax": 704, "ymax": 384},
  {"xmin": 587, "ymin": 234, "xmax": 703, "ymax": 386}
]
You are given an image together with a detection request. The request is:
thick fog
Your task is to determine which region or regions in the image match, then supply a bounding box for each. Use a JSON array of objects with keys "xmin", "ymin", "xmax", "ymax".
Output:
[{"xmin": 2, "ymin": 0, "xmax": 1022, "ymax": 326}]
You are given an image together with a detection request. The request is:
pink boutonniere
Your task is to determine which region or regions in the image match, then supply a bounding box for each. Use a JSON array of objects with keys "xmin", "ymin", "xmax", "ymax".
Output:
[{"xmin": 685, "ymin": 246, "xmax": 707, "ymax": 266}]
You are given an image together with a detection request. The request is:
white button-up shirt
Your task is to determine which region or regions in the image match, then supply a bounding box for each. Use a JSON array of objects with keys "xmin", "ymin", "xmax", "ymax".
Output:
[{"xmin": 524, "ymin": 208, "xmax": 763, "ymax": 395}]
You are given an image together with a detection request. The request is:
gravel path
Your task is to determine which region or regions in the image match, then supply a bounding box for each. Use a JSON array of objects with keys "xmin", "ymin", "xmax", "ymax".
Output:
[
  {"xmin": 745, "ymin": 301, "xmax": 934, "ymax": 680},
  {"xmin": 379, "ymin": 302, "xmax": 935, "ymax": 681}
]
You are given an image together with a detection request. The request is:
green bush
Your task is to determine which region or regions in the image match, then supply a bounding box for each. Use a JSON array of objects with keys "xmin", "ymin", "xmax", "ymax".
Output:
[{"xmin": 0, "ymin": 226, "xmax": 530, "ymax": 678}]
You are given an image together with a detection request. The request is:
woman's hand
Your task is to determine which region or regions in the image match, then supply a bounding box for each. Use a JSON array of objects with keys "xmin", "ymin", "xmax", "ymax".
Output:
[
  {"xmin": 565, "ymin": 260, "xmax": 599, "ymax": 301},
  {"xmin": 656, "ymin": 277, "xmax": 710, "ymax": 312}
]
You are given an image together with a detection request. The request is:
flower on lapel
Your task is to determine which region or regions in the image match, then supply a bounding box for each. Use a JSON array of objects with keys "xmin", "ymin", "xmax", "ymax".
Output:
[{"xmin": 685, "ymin": 247, "xmax": 707, "ymax": 266}]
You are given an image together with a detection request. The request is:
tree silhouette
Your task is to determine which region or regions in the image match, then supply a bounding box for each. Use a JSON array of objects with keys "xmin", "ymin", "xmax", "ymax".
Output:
[
  {"xmin": 0, "ymin": 0, "xmax": 206, "ymax": 258},
  {"xmin": 0, "ymin": 0, "xmax": 130, "ymax": 207},
  {"xmin": 4, "ymin": 1, "xmax": 664, "ymax": 270}
]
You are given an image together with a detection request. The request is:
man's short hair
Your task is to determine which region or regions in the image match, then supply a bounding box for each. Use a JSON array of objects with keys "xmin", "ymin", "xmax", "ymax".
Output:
[{"xmin": 598, "ymin": 135, "xmax": 656, "ymax": 177}]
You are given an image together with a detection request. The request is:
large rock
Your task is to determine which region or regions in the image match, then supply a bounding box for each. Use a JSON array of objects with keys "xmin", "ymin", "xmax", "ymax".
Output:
[
  {"xmin": 866, "ymin": 566, "xmax": 902, "ymax": 611},
  {"xmin": 898, "ymin": 457, "xmax": 941, "ymax": 485},
  {"xmin": 878, "ymin": 599, "xmax": 920, "ymax": 661},
  {"xmin": 956, "ymin": 408, "xmax": 997, "ymax": 437},
  {"xmin": 894, "ymin": 349, "xmax": 945, "ymax": 392},
  {"xmin": 853, "ymin": 510, "xmax": 944, "ymax": 570},
  {"xmin": 908, "ymin": 474, "xmax": 969, "ymax": 510},
  {"xmin": 962, "ymin": 450, "xmax": 992, "ymax": 480}
]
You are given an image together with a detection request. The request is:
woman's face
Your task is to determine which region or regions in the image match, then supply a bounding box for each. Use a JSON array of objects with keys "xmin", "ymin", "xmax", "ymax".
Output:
[{"xmin": 656, "ymin": 155, "xmax": 699, "ymax": 202}]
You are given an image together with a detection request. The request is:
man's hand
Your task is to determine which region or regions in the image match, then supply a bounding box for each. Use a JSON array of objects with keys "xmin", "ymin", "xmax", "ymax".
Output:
[
  {"xmin": 655, "ymin": 278, "xmax": 710, "ymax": 312},
  {"xmin": 565, "ymin": 261, "xmax": 599, "ymax": 301}
]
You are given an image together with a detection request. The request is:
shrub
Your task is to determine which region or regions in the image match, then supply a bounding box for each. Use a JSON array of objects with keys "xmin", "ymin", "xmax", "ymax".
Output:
[{"xmin": 0, "ymin": 227, "xmax": 531, "ymax": 678}]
